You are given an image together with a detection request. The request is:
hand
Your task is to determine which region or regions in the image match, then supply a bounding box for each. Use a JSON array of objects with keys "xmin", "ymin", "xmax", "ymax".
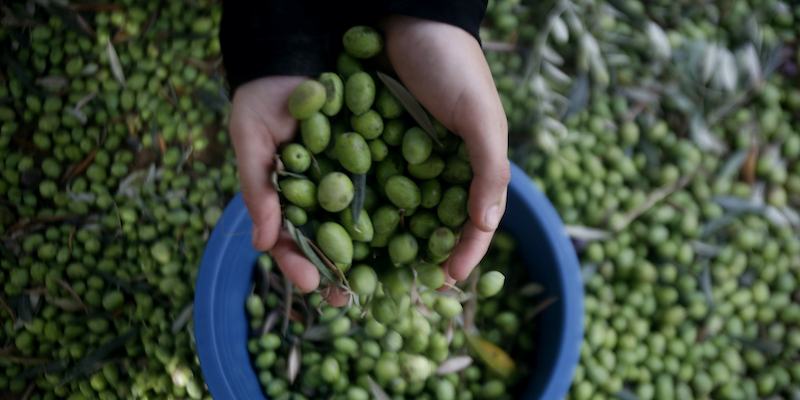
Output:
[
  {"xmin": 228, "ymin": 76, "xmax": 350, "ymax": 306},
  {"xmin": 381, "ymin": 15, "xmax": 510, "ymax": 287}
]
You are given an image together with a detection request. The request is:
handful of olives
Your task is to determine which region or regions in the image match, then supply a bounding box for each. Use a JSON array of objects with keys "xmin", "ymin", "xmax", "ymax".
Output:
[{"xmin": 274, "ymin": 26, "xmax": 504, "ymax": 310}]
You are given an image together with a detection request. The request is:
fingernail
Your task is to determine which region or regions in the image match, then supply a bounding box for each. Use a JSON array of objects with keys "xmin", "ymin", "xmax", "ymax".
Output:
[{"xmin": 485, "ymin": 204, "xmax": 501, "ymax": 230}]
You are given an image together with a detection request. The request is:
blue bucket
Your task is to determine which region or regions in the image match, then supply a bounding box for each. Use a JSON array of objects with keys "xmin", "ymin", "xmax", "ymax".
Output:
[{"xmin": 195, "ymin": 161, "xmax": 584, "ymax": 400}]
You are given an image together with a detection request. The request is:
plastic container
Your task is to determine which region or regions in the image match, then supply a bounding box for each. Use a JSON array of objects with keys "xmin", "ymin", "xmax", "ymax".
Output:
[{"xmin": 195, "ymin": 161, "xmax": 584, "ymax": 400}]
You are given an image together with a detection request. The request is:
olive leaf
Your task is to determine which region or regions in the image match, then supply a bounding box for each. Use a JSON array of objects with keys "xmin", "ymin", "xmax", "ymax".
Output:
[
  {"xmin": 150, "ymin": 118, "xmax": 160, "ymax": 159},
  {"xmin": 12, "ymin": 358, "xmax": 69, "ymax": 381},
  {"xmin": 277, "ymin": 171, "xmax": 309, "ymax": 180},
  {"xmin": 282, "ymin": 276, "xmax": 293, "ymax": 336},
  {"xmin": 285, "ymin": 219, "xmax": 348, "ymax": 290},
  {"xmin": 376, "ymin": 71, "xmax": 442, "ymax": 147},
  {"xmin": 464, "ymin": 331, "xmax": 516, "ymax": 380},
  {"xmin": 562, "ymin": 73, "xmax": 589, "ymax": 121},
  {"xmin": 523, "ymin": 296, "xmax": 558, "ymax": 322},
  {"xmin": 564, "ymin": 225, "xmax": 612, "ymax": 241},
  {"xmin": 35, "ymin": 76, "xmax": 68, "ymax": 88},
  {"xmin": 690, "ymin": 240, "xmax": 722, "ymax": 258},
  {"xmin": 58, "ymin": 327, "xmax": 139, "ymax": 386},
  {"xmin": 288, "ymin": 341, "xmax": 301, "ymax": 385},
  {"xmin": 718, "ymin": 149, "xmax": 749, "ymax": 181},
  {"xmin": 700, "ymin": 265, "xmax": 714, "ymax": 308},
  {"xmin": 351, "ymin": 173, "xmax": 366, "ymax": 227},
  {"xmin": 259, "ymin": 310, "xmax": 281, "ymax": 336},
  {"xmin": 105, "ymin": 37, "xmax": 126, "ymax": 89},
  {"xmin": 615, "ymin": 388, "xmax": 645, "ymax": 400},
  {"xmin": 171, "ymin": 302, "xmax": 194, "ymax": 334},
  {"xmin": 0, "ymin": 294, "xmax": 16, "ymax": 324},
  {"xmin": 435, "ymin": 356, "xmax": 473, "ymax": 376},
  {"xmin": 14, "ymin": 294, "xmax": 32, "ymax": 330},
  {"xmin": 367, "ymin": 376, "xmax": 392, "ymax": 400},
  {"xmin": 53, "ymin": 278, "xmax": 88, "ymax": 314},
  {"xmin": 735, "ymin": 336, "xmax": 783, "ymax": 356}
]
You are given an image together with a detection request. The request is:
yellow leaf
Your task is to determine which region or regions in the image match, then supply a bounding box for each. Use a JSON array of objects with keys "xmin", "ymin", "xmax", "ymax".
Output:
[{"xmin": 464, "ymin": 331, "xmax": 516, "ymax": 380}]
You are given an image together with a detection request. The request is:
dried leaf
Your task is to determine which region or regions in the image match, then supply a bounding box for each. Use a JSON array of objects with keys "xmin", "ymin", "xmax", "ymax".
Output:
[
  {"xmin": 105, "ymin": 37, "xmax": 126, "ymax": 89},
  {"xmin": 58, "ymin": 327, "xmax": 139, "ymax": 386},
  {"xmin": 613, "ymin": 174, "xmax": 694, "ymax": 232},
  {"xmin": 62, "ymin": 146, "xmax": 98, "ymax": 181},
  {"xmin": 46, "ymin": 297, "xmax": 86, "ymax": 312},
  {"xmin": 72, "ymin": 11, "xmax": 96, "ymax": 38},
  {"xmin": 376, "ymin": 72, "xmax": 442, "ymax": 147},
  {"xmin": 436, "ymin": 356, "xmax": 473, "ymax": 376},
  {"xmin": 524, "ymin": 297, "xmax": 559, "ymax": 322},
  {"xmin": 35, "ymin": 76, "xmax": 68, "ymax": 88},
  {"xmin": 54, "ymin": 278, "xmax": 89, "ymax": 314},
  {"xmin": 464, "ymin": 332, "xmax": 516, "ymax": 380},
  {"xmin": 367, "ymin": 376, "xmax": 392, "ymax": 400},
  {"xmin": 171, "ymin": 302, "xmax": 193, "ymax": 334},
  {"xmin": 564, "ymin": 225, "xmax": 612, "ymax": 241},
  {"xmin": 714, "ymin": 149, "xmax": 748, "ymax": 181},
  {"xmin": 288, "ymin": 342, "xmax": 301, "ymax": 385}
]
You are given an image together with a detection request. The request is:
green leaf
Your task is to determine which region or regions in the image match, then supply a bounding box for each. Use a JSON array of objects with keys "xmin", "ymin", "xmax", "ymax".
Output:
[
  {"xmin": 13, "ymin": 359, "xmax": 69, "ymax": 381},
  {"xmin": 105, "ymin": 38, "xmax": 126, "ymax": 89},
  {"xmin": 367, "ymin": 376, "xmax": 392, "ymax": 400},
  {"xmin": 285, "ymin": 219, "xmax": 348, "ymax": 290},
  {"xmin": 150, "ymin": 118, "xmax": 160, "ymax": 159},
  {"xmin": 615, "ymin": 387, "xmax": 645, "ymax": 400},
  {"xmin": 58, "ymin": 327, "xmax": 139, "ymax": 386},
  {"xmin": 562, "ymin": 73, "xmax": 589, "ymax": 121},
  {"xmin": 376, "ymin": 72, "xmax": 442, "ymax": 147},
  {"xmin": 351, "ymin": 174, "xmax": 366, "ymax": 226}
]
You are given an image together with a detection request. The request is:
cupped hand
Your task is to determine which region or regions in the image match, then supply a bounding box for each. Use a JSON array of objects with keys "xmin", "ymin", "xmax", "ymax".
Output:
[
  {"xmin": 381, "ymin": 15, "xmax": 511, "ymax": 287},
  {"xmin": 230, "ymin": 16, "xmax": 509, "ymax": 303},
  {"xmin": 228, "ymin": 76, "xmax": 350, "ymax": 306}
]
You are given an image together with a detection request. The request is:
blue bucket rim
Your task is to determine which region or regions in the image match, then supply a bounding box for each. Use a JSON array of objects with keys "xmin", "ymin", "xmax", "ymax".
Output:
[{"xmin": 195, "ymin": 161, "xmax": 583, "ymax": 400}]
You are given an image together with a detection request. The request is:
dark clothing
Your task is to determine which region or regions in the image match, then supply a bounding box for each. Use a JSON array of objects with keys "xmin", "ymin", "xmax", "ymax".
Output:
[{"xmin": 220, "ymin": 1, "xmax": 487, "ymax": 94}]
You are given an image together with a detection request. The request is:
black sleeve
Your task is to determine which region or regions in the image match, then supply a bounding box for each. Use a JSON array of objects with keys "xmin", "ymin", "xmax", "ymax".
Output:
[
  {"xmin": 384, "ymin": 0, "xmax": 488, "ymax": 45},
  {"xmin": 221, "ymin": 0, "xmax": 487, "ymax": 95}
]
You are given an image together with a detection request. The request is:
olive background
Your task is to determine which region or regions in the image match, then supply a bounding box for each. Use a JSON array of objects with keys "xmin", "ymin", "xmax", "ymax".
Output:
[{"xmin": 2, "ymin": 0, "xmax": 800, "ymax": 400}]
